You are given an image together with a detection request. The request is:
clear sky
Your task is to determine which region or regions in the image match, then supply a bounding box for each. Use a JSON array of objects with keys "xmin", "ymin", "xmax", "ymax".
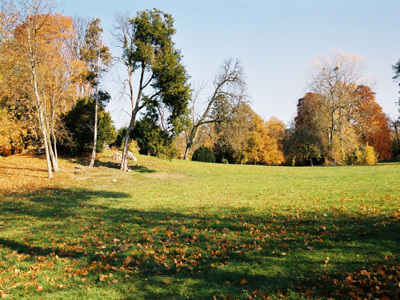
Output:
[{"xmin": 61, "ymin": 0, "xmax": 400, "ymax": 128}]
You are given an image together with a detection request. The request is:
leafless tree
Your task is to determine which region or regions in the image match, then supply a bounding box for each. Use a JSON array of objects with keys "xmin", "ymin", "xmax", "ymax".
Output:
[{"xmin": 183, "ymin": 58, "xmax": 247, "ymax": 160}]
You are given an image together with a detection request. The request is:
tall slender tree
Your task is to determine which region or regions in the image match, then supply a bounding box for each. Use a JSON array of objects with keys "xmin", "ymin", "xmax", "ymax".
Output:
[{"xmin": 80, "ymin": 18, "xmax": 112, "ymax": 168}]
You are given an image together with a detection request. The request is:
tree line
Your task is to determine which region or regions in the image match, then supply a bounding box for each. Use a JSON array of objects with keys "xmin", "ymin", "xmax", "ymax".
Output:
[{"xmin": 1, "ymin": 1, "xmax": 399, "ymax": 177}]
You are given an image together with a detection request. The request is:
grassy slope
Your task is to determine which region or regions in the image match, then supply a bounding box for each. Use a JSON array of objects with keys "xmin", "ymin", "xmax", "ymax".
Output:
[{"xmin": 0, "ymin": 153, "xmax": 399, "ymax": 299}]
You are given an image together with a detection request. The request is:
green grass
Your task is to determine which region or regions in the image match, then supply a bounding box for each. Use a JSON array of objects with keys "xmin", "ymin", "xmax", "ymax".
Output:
[{"xmin": 1, "ymin": 153, "xmax": 399, "ymax": 299}]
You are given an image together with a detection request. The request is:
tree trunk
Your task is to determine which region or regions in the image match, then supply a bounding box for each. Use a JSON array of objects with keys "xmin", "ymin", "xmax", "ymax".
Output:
[
  {"xmin": 48, "ymin": 97, "xmax": 59, "ymax": 171},
  {"xmin": 89, "ymin": 52, "xmax": 101, "ymax": 168},
  {"xmin": 31, "ymin": 62, "xmax": 53, "ymax": 178},
  {"xmin": 394, "ymin": 121, "xmax": 400, "ymax": 151},
  {"xmin": 89, "ymin": 95, "xmax": 98, "ymax": 168},
  {"xmin": 183, "ymin": 127, "xmax": 198, "ymax": 160},
  {"xmin": 120, "ymin": 109, "xmax": 138, "ymax": 171}
]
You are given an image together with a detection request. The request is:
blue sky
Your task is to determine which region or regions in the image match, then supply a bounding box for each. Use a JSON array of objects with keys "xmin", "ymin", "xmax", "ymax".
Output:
[{"xmin": 62, "ymin": 0, "xmax": 400, "ymax": 128}]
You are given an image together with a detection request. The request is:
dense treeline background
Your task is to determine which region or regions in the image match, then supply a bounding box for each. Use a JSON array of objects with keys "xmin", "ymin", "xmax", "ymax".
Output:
[{"xmin": 1, "ymin": 2, "xmax": 399, "ymax": 168}]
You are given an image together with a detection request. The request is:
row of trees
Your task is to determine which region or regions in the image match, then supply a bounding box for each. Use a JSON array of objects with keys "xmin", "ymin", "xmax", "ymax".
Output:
[
  {"xmin": 0, "ymin": 1, "xmax": 399, "ymax": 173},
  {"xmin": 181, "ymin": 51, "xmax": 399, "ymax": 166}
]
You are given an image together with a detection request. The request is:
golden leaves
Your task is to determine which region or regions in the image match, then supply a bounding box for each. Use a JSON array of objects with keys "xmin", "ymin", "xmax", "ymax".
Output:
[{"xmin": 0, "ymin": 154, "xmax": 76, "ymax": 194}]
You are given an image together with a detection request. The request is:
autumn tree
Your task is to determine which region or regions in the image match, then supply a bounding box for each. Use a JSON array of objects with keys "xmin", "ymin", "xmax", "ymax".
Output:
[
  {"xmin": 211, "ymin": 102, "xmax": 251, "ymax": 163},
  {"xmin": 114, "ymin": 9, "xmax": 190, "ymax": 171},
  {"xmin": 80, "ymin": 18, "xmax": 112, "ymax": 167},
  {"xmin": 353, "ymin": 85, "xmax": 392, "ymax": 160},
  {"xmin": 288, "ymin": 93, "xmax": 327, "ymax": 166},
  {"xmin": 307, "ymin": 50, "xmax": 367, "ymax": 164},
  {"xmin": 245, "ymin": 112, "xmax": 285, "ymax": 165},
  {"xmin": 0, "ymin": 0, "xmax": 79, "ymax": 177},
  {"xmin": 183, "ymin": 58, "xmax": 247, "ymax": 160}
]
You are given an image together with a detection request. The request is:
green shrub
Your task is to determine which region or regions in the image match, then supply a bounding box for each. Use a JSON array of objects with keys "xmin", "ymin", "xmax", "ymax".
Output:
[
  {"xmin": 62, "ymin": 96, "xmax": 117, "ymax": 153},
  {"xmin": 192, "ymin": 146, "xmax": 216, "ymax": 163},
  {"xmin": 132, "ymin": 117, "xmax": 179, "ymax": 159}
]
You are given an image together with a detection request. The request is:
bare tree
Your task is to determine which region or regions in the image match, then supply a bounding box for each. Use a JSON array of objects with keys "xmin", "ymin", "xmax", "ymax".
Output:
[{"xmin": 183, "ymin": 58, "xmax": 247, "ymax": 160}]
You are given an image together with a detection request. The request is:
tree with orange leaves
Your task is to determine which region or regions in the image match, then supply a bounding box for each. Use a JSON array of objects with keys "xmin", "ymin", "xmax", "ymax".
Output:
[
  {"xmin": 353, "ymin": 85, "xmax": 392, "ymax": 160},
  {"xmin": 0, "ymin": 0, "xmax": 79, "ymax": 177}
]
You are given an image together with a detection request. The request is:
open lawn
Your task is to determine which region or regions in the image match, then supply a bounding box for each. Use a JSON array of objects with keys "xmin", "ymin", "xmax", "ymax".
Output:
[{"xmin": 0, "ymin": 153, "xmax": 399, "ymax": 299}]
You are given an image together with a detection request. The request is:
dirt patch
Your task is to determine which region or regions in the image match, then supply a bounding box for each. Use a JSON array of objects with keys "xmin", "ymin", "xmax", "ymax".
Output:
[{"xmin": 144, "ymin": 172, "xmax": 185, "ymax": 180}]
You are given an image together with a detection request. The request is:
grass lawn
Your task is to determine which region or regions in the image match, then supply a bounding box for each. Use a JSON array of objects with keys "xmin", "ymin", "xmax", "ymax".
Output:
[{"xmin": 0, "ymin": 152, "xmax": 399, "ymax": 299}]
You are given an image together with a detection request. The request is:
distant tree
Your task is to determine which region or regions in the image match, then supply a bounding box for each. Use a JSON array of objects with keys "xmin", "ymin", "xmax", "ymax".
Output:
[
  {"xmin": 63, "ymin": 96, "xmax": 117, "ymax": 153},
  {"xmin": 307, "ymin": 50, "xmax": 366, "ymax": 163},
  {"xmin": 112, "ymin": 127, "xmax": 128, "ymax": 148},
  {"xmin": 113, "ymin": 9, "xmax": 190, "ymax": 170},
  {"xmin": 132, "ymin": 117, "xmax": 178, "ymax": 159},
  {"xmin": 392, "ymin": 59, "xmax": 400, "ymax": 156},
  {"xmin": 245, "ymin": 112, "xmax": 284, "ymax": 165},
  {"xmin": 393, "ymin": 59, "xmax": 400, "ymax": 101},
  {"xmin": 353, "ymin": 85, "xmax": 392, "ymax": 160},
  {"xmin": 192, "ymin": 146, "xmax": 216, "ymax": 163},
  {"xmin": 211, "ymin": 102, "xmax": 251, "ymax": 164},
  {"xmin": 289, "ymin": 93, "xmax": 327, "ymax": 166},
  {"xmin": 183, "ymin": 59, "xmax": 247, "ymax": 160}
]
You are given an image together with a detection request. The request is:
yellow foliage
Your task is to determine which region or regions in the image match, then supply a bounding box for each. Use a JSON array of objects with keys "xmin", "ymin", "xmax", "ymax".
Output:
[
  {"xmin": 245, "ymin": 113, "xmax": 284, "ymax": 165},
  {"xmin": 365, "ymin": 144, "xmax": 377, "ymax": 165},
  {"xmin": 0, "ymin": 110, "xmax": 25, "ymax": 156}
]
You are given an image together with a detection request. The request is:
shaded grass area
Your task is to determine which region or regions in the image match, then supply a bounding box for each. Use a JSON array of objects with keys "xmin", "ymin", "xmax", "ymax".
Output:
[{"xmin": 0, "ymin": 155, "xmax": 399, "ymax": 299}]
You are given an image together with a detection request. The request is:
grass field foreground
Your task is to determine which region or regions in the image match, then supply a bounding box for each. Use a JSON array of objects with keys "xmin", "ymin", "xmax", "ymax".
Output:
[{"xmin": 0, "ymin": 152, "xmax": 399, "ymax": 299}]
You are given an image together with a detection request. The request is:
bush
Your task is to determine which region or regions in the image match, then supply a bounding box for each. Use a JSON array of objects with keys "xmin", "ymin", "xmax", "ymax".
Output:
[
  {"xmin": 132, "ymin": 117, "xmax": 179, "ymax": 159},
  {"xmin": 192, "ymin": 146, "xmax": 216, "ymax": 163}
]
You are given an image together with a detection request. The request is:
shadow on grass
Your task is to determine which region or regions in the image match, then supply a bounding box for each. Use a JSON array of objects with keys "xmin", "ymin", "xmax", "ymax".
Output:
[
  {"xmin": 0, "ymin": 237, "xmax": 84, "ymax": 258},
  {"xmin": 92, "ymin": 160, "xmax": 156, "ymax": 173},
  {"xmin": 1, "ymin": 187, "xmax": 399, "ymax": 299}
]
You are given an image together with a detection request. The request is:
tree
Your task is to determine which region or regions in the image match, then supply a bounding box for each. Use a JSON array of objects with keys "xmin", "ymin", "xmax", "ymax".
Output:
[
  {"xmin": 114, "ymin": 9, "xmax": 190, "ymax": 171},
  {"xmin": 63, "ymin": 96, "xmax": 117, "ymax": 154},
  {"xmin": 132, "ymin": 117, "xmax": 178, "ymax": 159},
  {"xmin": 80, "ymin": 18, "xmax": 112, "ymax": 168},
  {"xmin": 353, "ymin": 85, "xmax": 392, "ymax": 160},
  {"xmin": 192, "ymin": 145, "xmax": 216, "ymax": 163},
  {"xmin": 307, "ymin": 50, "xmax": 366, "ymax": 163},
  {"xmin": 393, "ymin": 59, "xmax": 400, "ymax": 101},
  {"xmin": 211, "ymin": 102, "xmax": 251, "ymax": 164},
  {"xmin": 245, "ymin": 112, "xmax": 284, "ymax": 165},
  {"xmin": 183, "ymin": 58, "xmax": 247, "ymax": 160},
  {"xmin": 289, "ymin": 93, "xmax": 327, "ymax": 166},
  {"xmin": 0, "ymin": 0, "xmax": 68, "ymax": 178}
]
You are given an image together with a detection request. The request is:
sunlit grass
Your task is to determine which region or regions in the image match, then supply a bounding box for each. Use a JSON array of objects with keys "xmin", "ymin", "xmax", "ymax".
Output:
[{"xmin": 0, "ymin": 153, "xmax": 399, "ymax": 299}]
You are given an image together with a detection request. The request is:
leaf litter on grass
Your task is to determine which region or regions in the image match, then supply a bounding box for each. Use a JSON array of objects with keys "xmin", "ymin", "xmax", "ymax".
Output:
[{"xmin": 1, "ymin": 154, "xmax": 400, "ymax": 299}]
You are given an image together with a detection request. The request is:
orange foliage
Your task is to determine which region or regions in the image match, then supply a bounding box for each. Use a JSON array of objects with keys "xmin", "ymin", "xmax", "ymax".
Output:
[
  {"xmin": 354, "ymin": 85, "xmax": 392, "ymax": 160},
  {"xmin": 0, "ymin": 154, "xmax": 75, "ymax": 195}
]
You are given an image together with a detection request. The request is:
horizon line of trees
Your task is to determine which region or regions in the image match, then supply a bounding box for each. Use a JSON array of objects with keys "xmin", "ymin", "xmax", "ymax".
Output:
[{"xmin": 1, "ymin": 1, "xmax": 399, "ymax": 174}]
